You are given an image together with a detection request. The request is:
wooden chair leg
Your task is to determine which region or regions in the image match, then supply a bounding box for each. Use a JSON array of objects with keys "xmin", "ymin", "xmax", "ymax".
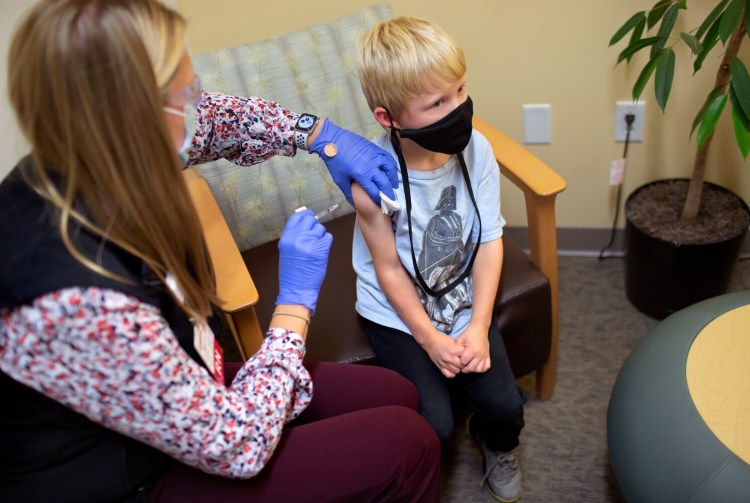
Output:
[{"xmin": 536, "ymin": 357, "xmax": 557, "ymax": 400}]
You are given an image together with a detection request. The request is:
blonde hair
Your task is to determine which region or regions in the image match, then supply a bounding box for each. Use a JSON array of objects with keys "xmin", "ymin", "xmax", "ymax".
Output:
[
  {"xmin": 8, "ymin": 0, "xmax": 217, "ymax": 319},
  {"xmin": 357, "ymin": 16, "xmax": 466, "ymax": 118}
]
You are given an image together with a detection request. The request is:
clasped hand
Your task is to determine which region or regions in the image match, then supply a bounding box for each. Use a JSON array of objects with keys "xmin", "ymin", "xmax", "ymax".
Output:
[
  {"xmin": 424, "ymin": 324, "xmax": 491, "ymax": 378},
  {"xmin": 276, "ymin": 209, "xmax": 333, "ymax": 314}
]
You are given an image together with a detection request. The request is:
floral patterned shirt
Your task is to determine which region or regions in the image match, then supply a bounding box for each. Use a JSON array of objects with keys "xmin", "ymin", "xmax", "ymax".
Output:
[
  {"xmin": 0, "ymin": 287, "xmax": 312, "ymax": 479},
  {"xmin": 0, "ymin": 93, "xmax": 311, "ymax": 479},
  {"xmin": 189, "ymin": 91, "xmax": 300, "ymax": 166}
]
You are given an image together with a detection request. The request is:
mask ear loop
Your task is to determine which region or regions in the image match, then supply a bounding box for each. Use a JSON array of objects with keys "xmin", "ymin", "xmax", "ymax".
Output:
[
  {"xmin": 387, "ymin": 110, "xmax": 482, "ymax": 299},
  {"xmin": 385, "ymin": 108, "xmax": 398, "ymax": 133}
]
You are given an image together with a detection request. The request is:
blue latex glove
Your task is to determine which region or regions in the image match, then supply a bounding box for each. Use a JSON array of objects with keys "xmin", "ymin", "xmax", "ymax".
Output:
[
  {"xmin": 310, "ymin": 118, "xmax": 399, "ymax": 206},
  {"xmin": 276, "ymin": 209, "xmax": 333, "ymax": 314}
]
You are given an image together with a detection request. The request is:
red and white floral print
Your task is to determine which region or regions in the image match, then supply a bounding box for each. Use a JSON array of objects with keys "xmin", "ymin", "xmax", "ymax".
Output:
[
  {"xmin": 190, "ymin": 92, "xmax": 300, "ymax": 166},
  {"xmin": 0, "ymin": 287, "xmax": 312, "ymax": 479}
]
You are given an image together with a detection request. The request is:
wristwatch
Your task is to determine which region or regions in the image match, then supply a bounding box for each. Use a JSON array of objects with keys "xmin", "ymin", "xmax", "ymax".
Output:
[{"xmin": 294, "ymin": 113, "xmax": 319, "ymax": 151}]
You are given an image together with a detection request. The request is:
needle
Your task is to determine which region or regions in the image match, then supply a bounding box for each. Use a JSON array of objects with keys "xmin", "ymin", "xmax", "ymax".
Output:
[{"xmin": 315, "ymin": 204, "xmax": 340, "ymax": 220}]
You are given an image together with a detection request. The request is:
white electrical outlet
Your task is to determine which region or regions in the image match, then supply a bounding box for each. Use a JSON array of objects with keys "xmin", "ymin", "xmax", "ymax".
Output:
[{"xmin": 614, "ymin": 101, "xmax": 645, "ymax": 142}]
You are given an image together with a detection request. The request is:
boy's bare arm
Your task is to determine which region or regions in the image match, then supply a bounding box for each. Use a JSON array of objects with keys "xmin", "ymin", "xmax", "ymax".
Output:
[
  {"xmin": 351, "ymin": 182, "xmax": 464, "ymax": 377},
  {"xmin": 469, "ymin": 237, "xmax": 503, "ymax": 330},
  {"xmin": 457, "ymin": 237, "xmax": 503, "ymax": 373},
  {"xmin": 351, "ymin": 183, "xmax": 435, "ymax": 342}
]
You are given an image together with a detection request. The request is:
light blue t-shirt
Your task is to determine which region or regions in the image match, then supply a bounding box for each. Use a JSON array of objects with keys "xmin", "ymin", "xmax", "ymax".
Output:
[{"xmin": 353, "ymin": 129, "xmax": 505, "ymax": 338}]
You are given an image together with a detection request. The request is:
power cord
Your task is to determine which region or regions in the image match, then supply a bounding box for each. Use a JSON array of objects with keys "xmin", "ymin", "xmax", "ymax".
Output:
[{"xmin": 598, "ymin": 112, "xmax": 635, "ymax": 261}]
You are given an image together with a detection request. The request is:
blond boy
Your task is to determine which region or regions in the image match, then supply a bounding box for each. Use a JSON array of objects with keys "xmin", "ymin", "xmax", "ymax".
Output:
[{"xmin": 351, "ymin": 17, "xmax": 526, "ymax": 502}]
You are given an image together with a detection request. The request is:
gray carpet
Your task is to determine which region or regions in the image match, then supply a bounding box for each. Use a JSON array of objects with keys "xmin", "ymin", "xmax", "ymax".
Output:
[{"xmin": 439, "ymin": 255, "xmax": 750, "ymax": 502}]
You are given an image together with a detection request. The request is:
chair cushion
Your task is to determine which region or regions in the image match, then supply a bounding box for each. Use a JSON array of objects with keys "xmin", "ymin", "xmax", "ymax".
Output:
[
  {"xmin": 496, "ymin": 236, "xmax": 552, "ymax": 377},
  {"xmin": 242, "ymin": 212, "xmax": 551, "ymax": 377}
]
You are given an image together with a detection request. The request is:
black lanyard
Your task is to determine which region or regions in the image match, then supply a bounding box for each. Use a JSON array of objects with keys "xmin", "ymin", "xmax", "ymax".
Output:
[{"xmin": 389, "ymin": 130, "xmax": 482, "ymax": 299}]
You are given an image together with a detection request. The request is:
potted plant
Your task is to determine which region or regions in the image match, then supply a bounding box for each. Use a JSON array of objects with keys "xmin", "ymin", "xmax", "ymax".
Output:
[{"xmin": 610, "ymin": 0, "xmax": 750, "ymax": 318}]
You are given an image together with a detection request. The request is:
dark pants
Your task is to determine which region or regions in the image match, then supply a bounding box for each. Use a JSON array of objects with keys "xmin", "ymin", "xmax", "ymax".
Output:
[
  {"xmin": 362, "ymin": 315, "xmax": 526, "ymax": 452},
  {"xmin": 149, "ymin": 361, "xmax": 440, "ymax": 502}
]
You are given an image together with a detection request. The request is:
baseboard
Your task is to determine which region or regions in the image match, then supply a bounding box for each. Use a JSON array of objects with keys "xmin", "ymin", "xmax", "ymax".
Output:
[{"xmin": 504, "ymin": 226, "xmax": 750, "ymax": 259}]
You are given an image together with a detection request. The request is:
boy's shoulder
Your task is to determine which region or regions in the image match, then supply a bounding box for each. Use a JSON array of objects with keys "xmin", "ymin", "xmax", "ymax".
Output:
[
  {"xmin": 370, "ymin": 131, "xmax": 393, "ymax": 151},
  {"xmin": 469, "ymin": 128, "xmax": 491, "ymax": 152}
]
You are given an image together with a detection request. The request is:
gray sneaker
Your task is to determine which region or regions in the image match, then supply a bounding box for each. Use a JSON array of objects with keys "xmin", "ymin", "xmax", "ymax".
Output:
[
  {"xmin": 478, "ymin": 443, "xmax": 522, "ymax": 502},
  {"xmin": 467, "ymin": 413, "xmax": 523, "ymax": 502}
]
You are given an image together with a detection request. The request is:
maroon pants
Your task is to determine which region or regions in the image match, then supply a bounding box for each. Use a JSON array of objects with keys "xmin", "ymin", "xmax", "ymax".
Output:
[{"xmin": 149, "ymin": 361, "xmax": 441, "ymax": 502}]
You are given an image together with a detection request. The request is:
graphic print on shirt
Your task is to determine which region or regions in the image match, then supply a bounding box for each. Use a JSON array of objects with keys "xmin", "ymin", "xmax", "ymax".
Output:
[{"xmin": 416, "ymin": 185, "xmax": 473, "ymax": 332}]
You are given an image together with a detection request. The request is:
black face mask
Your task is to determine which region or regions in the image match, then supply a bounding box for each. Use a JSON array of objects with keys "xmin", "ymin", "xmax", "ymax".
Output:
[{"xmin": 392, "ymin": 96, "xmax": 474, "ymax": 154}]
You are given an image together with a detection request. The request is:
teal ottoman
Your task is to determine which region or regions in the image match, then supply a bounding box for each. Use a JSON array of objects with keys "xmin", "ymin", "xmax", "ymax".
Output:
[{"xmin": 608, "ymin": 290, "xmax": 750, "ymax": 502}]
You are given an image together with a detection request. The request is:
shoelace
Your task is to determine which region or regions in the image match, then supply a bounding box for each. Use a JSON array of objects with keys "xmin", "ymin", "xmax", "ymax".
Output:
[{"xmin": 480, "ymin": 451, "xmax": 519, "ymax": 487}]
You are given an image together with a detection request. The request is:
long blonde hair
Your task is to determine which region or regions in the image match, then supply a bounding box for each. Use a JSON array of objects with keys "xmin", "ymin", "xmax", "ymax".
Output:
[
  {"xmin": 8, "ymin": 0, "xmax": 217, "ymax": 319},
  {"xmin": 357, "ymin": 16, "xmax": 466, "ymax": 118}
]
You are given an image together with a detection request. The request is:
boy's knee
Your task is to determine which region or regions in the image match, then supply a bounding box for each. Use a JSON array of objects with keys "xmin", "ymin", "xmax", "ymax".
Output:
[{"xmin": 423, "ymin": 411, "xmax": 454, "ymax": 441}]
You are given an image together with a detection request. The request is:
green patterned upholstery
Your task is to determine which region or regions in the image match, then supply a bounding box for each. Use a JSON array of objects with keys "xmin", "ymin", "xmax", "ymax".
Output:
[{"xmin": 192, "ymin": 3, "xmax": 391, "ymax": 250}]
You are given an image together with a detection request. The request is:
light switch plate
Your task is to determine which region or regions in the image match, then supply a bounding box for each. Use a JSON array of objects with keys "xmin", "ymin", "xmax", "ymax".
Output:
[{"xmin": 523, "ymin": 104, "xmax": 551, "ymax": 144}]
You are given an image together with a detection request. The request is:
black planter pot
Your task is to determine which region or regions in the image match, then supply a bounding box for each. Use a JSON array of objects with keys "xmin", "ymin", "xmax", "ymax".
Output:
[{"xmin": 625, "ymin": 180, "xmax": 749, "ymax": 319}]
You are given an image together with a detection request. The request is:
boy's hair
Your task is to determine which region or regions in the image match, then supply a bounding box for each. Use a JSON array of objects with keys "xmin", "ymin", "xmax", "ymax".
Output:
[{"xmin": 357, "ymin": 16, "xmax": 466, "ymax": 118}]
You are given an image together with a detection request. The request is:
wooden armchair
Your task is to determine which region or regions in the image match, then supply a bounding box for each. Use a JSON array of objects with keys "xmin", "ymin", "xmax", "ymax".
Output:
[{"xmin": 185, "ymin": 118, "xmax": 566, "ymax": 400}]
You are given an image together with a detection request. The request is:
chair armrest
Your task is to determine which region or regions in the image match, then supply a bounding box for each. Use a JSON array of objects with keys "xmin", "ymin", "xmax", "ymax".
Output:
[
  {"xmin": 183, "ymin": 168, "xmax": 264, "ymax": 359},
  {"xmin": 473, "ymin": 116, "xmax": 566, "ymax": 275},
  {"xmin": 473, "ymin": 116, "xmax": 567, "ymax": 400}
]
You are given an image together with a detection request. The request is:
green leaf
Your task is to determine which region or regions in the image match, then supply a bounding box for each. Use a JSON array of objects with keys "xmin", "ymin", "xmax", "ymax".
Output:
[
  {"xmin": 652, "ymin": 0, "xmax": 673, "ymax": 10},
  {"xmin": 617, "ymin": 36, "xmax": 663, "ymax": 64},
  {"xmin": 730, "ymin": 58, "xmax": 750, "ymax": 119},
  {"xmin": 697, "ymin": 94, "xmax": 728, "ymax": 147},
  {"xmin": 647, "ymin": 0, "xmax": 672, "ymax": 29},
  {"xmin": 652, "ymin": 4, "xmax": 680, "ymax": 57},
  {"xmin": 626, "ymin": 17, "xmax": 652, "ymax": 63},
  {"xmin": 719, "ymin": 0, "xmax": 744, "ymax": 43},
  {"xmin": 633, "ymin": 49, "xmax": 668, "ymax": 101},
  {"xmin": 610, "ymin": 11, "xmax": 647, "ymax": 46},
  {"xmin": 655, "ymin": 48, "xmax": 676, "ymax": 110},
  {"xmin": 730, "ymin": 83, "xmax": 750, "ymax": 131},
  {"xmin": 746, "ymin": 0, "xmax": 750, "ymax": 38},
  {"xmin": 680, "ymin": 32, "xmax": 703, "ymax": 54},
  {"xmin": 625, "ymin": 18, "xmax": 647, "ymax": 62},
  {"xmin": 691, "ymin": 86, "xmax": 726, "ymax": 137},
  {"xmin": 694, "ymin": 17, "xmax": 722, "ymax": 73},
  {"xmin": 732, "ymin": 109, "xmax": 750, "ymax": 159},
  {"xmin": 696, "ymin": 0, "xmax": 731, "ymax": 40}
]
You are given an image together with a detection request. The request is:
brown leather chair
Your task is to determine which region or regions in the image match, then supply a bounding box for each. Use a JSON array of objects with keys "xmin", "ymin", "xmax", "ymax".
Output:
[{"xmin": 186, "ymin": 117, "xmax": 566, "ymax": 400}]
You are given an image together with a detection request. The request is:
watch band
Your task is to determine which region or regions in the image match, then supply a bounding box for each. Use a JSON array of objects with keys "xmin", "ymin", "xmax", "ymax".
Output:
[
  {"xmin": 294, "ymin": 113, "xmax": 319, "ymax": 151},
  {"xmin": 295, "ymin": 130, "xmax": 312, "ymax": 151}
]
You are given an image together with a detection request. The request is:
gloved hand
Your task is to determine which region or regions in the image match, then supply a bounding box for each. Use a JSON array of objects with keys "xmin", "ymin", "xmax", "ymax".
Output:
[
  {"xmin": 276, "ymin": 209, "xmax": 333, "ymax": 315},
  {"xmin": 310, "ymin": 118, "xmax": 399, "ymax": 206}
]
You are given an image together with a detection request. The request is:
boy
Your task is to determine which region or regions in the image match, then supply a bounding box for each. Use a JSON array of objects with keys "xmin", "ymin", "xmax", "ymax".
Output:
[{"xmin": 351, "ymin": 17, "xmax": 526, "ymax": 502}]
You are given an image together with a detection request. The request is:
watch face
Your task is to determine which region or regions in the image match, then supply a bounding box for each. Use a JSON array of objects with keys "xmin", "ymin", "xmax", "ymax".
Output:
[{"xmin": 297, "ymin": 114, "xmax": 317, "ymax": 131}]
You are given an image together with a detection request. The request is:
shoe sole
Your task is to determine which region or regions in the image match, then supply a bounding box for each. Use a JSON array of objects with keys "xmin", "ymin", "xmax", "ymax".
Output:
[{"xmin": 485, "ymin": 484, "xmax": 523, "ymax": 503}]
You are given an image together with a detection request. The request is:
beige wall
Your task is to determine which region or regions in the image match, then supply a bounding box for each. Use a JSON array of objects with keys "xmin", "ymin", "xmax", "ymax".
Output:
[
  {"xmin": 1, "ymin": 0, "xmax": 33, "ymax": 176},
  {"xmin": 3, "ymin": 1, "xmax": 749, "ymax": 231},
  {"xmin": 176, "ymin": 0, "xmax": 750, "ymax": 230}
]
